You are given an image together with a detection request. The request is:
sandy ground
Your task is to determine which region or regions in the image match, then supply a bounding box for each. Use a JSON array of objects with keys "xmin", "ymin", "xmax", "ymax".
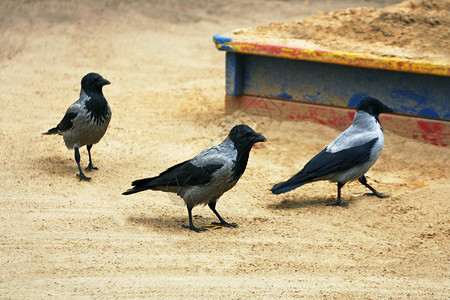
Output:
[{"xmin": 0, "ymin": 0, "xmax": 449, "ymax": 298}]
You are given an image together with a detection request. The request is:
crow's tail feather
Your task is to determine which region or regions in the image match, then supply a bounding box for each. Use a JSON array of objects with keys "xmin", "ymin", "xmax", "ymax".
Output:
[
  {"xmin": 122, "ymin": 186, "xmax": 151, "ymax": 195},
  {"xmin": 131, "ymin": 176, "xmax": 159, "ymax": 187},
  {"xmin": 271, "ymin": 177, "xmax": 311, "ymax": 195},
  {"xmin": 122, "ymin": 176, "xmax": 160, "ymax": 195},
  {"xmin": 42, "ymin": 127, "xmax": 59, "ymax": 135}
]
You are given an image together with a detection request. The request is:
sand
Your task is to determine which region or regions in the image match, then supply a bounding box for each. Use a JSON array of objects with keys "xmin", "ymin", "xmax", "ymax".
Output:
[
  {"xmin": 0, "ymin": 0, "xmax": 449, "ymax": 298},
  {"xmin": 231, "ymin": 0, "xmax": 450, "ymax": 64}
]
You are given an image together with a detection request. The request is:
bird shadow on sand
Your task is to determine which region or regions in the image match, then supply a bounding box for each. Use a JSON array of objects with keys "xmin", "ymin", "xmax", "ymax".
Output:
[
  {"xmin": 33, "ymin": 155, "xmax": 79, "ymax": 178},
  {"xmin": 127, "ymin": 215, "xmax": 183, "ymax": 231},
  {"xmin": 127, "ymin": 214, "xmax": 225, "ymax": 232},
  {"xmin": 267, "ymin": 196, "xmax": 357, "ymax": 210},
  {"xmin": 127, "ymin": 215, "xmax": 210, "ymax": 232}
]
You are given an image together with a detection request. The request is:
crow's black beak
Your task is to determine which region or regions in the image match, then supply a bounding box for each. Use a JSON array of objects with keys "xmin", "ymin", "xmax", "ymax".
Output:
[
  {"xmin": 255, "ymin": 133, "xmax": 267, "ymax": 143},
  {"xmin": 101, "ymin": 78, "xmax": 111, "ymax": 86},
  {"xmin": 383, "ymin": 105, "xmax": 394, "ymax": 113}
]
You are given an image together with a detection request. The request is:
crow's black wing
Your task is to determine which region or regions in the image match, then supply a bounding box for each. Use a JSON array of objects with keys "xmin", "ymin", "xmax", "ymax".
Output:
[
  {"xmin": 147, "ymin": 160, "xmax": 223, "ymax": 187},
  {"xmin": 123, "ymin": 160, "xmax": 224, "ymax": 195},
  {"xmin": 301, "ymin": 137, "xmax": 378, "ymax": 179},
  {"xmin": 57, "ymin": 111, "xmax": 78, "ymax": 132},
  {"xmin": 272, "ymin": 138, "xmax": 378, "ymax": 194}
]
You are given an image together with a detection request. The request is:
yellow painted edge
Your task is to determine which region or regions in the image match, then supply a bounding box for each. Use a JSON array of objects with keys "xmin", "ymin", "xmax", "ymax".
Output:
[{"xmin": 220, "ymin": 41, "xmax": 450, "ymax": 77}]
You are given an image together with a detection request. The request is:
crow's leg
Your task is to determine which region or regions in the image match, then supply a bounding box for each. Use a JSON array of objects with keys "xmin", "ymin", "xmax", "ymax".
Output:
[
  {"xmin": 85, "ymin": 144, "xmax": 98, "ymax": 171},
  {"xmin": 208, "ymin": 201, "xmax": 237, "ymax": 227},
  {"xmin": 326, "ymin": 182, "xmax": 348, "ymax": 207},
  {"xmin": 74, "ymin": 146, "xmax": 91, "ymax": 181},
  {"xmin": 182, "ymin": 206, "xmax": 207, "ymax": 232},
  {"xmin": 358, "ymin": 175, "xmax": 389, "ymax": 198}
]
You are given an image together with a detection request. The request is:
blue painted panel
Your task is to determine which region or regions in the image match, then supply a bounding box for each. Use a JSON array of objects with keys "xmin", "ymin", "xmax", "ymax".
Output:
[
  {"xmin": 225, "ymin": 52, "xmax": 244, "ymax": 96},
  {"xmin": 231, "ymin": 54, "xmax": 450, "ymax": 119}
]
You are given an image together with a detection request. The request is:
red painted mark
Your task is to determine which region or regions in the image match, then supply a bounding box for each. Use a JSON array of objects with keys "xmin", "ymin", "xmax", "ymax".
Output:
[
  {"xmin": 227, "ymin": 95, "xmax": 449, "ymax": 147},
  {"xmin": 347, "ymin": 111, "xmax": 356, "ymax": 120},
  {"xmin": 416, "ymin": 120, "xmax": 447, "ymax": 146}
]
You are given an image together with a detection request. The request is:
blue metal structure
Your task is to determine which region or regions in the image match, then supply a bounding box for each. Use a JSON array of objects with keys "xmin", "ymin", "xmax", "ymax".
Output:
[{"xmin": 214, "ymin": 33, "xmax": 450, "ymax": 146}]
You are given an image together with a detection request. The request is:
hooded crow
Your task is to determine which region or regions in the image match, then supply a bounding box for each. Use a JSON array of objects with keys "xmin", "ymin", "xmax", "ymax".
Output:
[
  {"xmin": 123, "ymin": 124, "xmax": 267, "ymax": 232},
  {"xmin": 271, "ymin": 97, "xmax": 393, "ymax": 207},
  {"xmin": 43, "ymin": 72, "xmax": 111, "ymax": 181}
]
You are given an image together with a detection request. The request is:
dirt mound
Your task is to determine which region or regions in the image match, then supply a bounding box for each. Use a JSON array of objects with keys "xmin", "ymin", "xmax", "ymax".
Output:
[{"xmin": 233, "ymin": 0, "xmax": 450, "ymax": 63}]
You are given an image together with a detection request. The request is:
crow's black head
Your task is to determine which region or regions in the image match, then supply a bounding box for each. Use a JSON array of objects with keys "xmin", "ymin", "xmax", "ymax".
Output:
[
  {"xmin": 228, "ymin": 124, "xmax": 267, "ymax": 148},
  {"xmin": 81, "ymin": 73, "xmax": 111, "ymax": 123},
  {"xmin": 81, "ymin": 73, "xmax": 110, "ymax": 94},
  {"xmin": 356, "ymin": 97, "xmax": 393, "ymax": 117},
  {"xmin": 227, "ymin": 124, "xmax": 266, "ymax": 181}
]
